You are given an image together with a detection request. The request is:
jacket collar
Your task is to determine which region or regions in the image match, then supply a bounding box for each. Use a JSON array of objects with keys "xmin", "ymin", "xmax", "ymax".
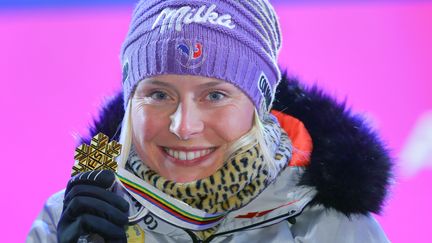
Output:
[
  {"xmin": 118, "ymin": 166, "xmax": 315, "ymax": 236},
  {"xmin": 81, "ymin": 72, "xmax": 392, "ymax": 217},
  {"xmin": 217, "ymin": 166, "xmax": 315, "ymax": 232}
]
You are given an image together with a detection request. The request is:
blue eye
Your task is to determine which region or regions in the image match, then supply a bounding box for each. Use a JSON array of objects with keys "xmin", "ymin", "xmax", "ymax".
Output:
[
  {"xmin": 149, "ymin": 91, "xmax": 169, "ymax": 100},
  {"xmin": 207, "ymin": 91, "xmax": 226, "ymax": 101}
]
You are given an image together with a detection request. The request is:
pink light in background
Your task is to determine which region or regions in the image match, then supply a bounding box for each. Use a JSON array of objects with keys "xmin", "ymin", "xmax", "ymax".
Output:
[
  {"xmin": 276, "ymin": 2, "xmax": 432, "ymax": 155},
  {"xmin": 0, "ymin": 2, "xmax": 430, "ymax": 242},
  {"xmin": 274, "ymin": 4, "xmax": 432, "ymax": 242},
  {"xmin": 0, "ymin": 8, "xmax": 131, "ymax": 242}
]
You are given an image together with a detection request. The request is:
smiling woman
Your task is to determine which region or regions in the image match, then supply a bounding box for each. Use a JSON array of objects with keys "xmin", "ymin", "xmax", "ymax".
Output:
[
  {"xmin": 27, "ymin": 0, "xmax": 392, "ymax": 242},
  {"xmin": 128, "ymin": 75, "xmax": 256, "ymax": 183}
]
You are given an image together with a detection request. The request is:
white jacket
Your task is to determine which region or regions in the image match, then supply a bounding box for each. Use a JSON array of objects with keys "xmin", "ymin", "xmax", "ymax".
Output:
[
  {"xmin": 27, "ymin": 166, "xmax": 389, "ymax": 242},
  {"xmin": 28, "ymin": 75, "xmax": 393, "ymax": 242}
]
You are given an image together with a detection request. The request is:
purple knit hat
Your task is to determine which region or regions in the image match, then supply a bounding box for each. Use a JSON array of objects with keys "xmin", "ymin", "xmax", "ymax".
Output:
[{"xmin": 120, "ymin": 0, "xmax": 282, "ymax": 114}]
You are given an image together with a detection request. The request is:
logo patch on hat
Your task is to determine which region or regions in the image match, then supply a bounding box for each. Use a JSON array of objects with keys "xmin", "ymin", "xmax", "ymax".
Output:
[
  {"xmin": 176, "ymin": 41, "xmax": 206, "ymax": 69},
  {"xmin": 122, "ymin": 61, "xmax": 129, "ymax": 83},
  {"xmin": 258, "ymin": 72, "xmax": 272, "ymax": 111},
  {"xmin": 152, "ymin": 4, "xmax": 236, "ymax": 34}
]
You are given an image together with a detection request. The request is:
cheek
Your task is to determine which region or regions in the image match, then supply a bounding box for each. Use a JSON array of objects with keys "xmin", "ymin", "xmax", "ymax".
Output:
[
  {"xmin": 208, "ymin": 105, "xmax": 255, "ymax": 142},
  {"xmin": 131, "ymin": 108, "xmax": 167, "ymax": 144}
]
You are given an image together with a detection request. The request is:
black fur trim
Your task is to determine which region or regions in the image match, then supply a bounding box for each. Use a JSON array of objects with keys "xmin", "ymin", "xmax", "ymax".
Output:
[
  {"xmin": 80, "ymin": 91, "xmax": 124, "ymax": 144},
  {"xmin": 272, "ymin": 72, "xmax": 392, "ymax": 215},
  {"xmin": 82, "ymin": 72, "xmax": 392, "ymax": 216}
]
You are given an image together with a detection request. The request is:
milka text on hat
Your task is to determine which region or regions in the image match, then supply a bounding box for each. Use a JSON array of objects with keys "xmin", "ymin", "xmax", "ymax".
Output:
[{"xmin": 152, "ymin": 4, "xmax": 236, "ymax": 33}]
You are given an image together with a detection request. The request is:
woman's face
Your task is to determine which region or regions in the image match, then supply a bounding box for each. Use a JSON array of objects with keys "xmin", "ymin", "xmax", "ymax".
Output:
[{"xmin": 131, "ymin": 74, "xmax": 255, "ymax": 182}]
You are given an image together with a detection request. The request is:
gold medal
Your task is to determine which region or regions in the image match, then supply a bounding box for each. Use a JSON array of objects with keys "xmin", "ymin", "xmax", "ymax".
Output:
[{"xmin": 72, "ymin": 133, "xmax": 122, "ymax": 176}]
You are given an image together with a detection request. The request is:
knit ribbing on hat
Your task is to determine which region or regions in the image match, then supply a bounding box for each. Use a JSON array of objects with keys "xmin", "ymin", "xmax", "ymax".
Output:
[{"xmin": 120, "ymin": 0, "xmax": 282, "ymax": 113}]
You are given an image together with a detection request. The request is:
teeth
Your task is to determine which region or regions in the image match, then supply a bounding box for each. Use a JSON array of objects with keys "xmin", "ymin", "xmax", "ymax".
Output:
[
  {"xmin": 186, "ymin": 152, "xmax": 195, "ymax": 160},
  {"xmin": 164, "ymin": 148, "xmax": 213, "ymax": 161},
  {"xmin": 167, "ymin": 149, "xmax": 174, "ymax": 157},
  {"xmin": 199, "ymin": 150, "xmax": 206, "ymax": 157},
  {"xmin": 179, "ymin": 151, "xmax": 186, "ymax": 160}
]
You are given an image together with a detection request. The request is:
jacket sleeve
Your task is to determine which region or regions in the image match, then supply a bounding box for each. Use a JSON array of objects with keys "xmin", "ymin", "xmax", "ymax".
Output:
[
  {"xmin": 290, "ymin": 205, "xmax": 390, "ymax": 243},
  {"xmin": 26, "ymin": 190, "xmax": 65, "ymax": 243}
]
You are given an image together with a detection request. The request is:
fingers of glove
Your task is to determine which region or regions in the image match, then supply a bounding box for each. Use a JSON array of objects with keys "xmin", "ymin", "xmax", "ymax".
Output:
[
  {"xmin": 66, "ymin": 170, "xmax": 115, "ymax": 192},
  {"xmin": 64, "ymin": 184, "xmax": 129, "ymax": 213},
  {"xmin": 107, "ymin": 238, "xmax": 128, "ymax": 243},
  {"xmin": 58, "ymin": 214, "xmax": 127, "ymax": 243},
  {"xmin": 63, "ymin": 196, "xmax": 128, "ymax": 226}
]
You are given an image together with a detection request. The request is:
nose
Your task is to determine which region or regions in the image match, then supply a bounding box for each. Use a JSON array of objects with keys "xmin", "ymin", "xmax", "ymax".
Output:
[{"xmin": 169, "ymin": 101, "xmax": 204, "ymax": 140}]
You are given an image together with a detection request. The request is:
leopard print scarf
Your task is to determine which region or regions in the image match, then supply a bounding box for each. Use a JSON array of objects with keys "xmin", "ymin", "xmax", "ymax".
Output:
[{"xmin": 126, "ymin": 114, "xmax": 292, "ymax": 238}]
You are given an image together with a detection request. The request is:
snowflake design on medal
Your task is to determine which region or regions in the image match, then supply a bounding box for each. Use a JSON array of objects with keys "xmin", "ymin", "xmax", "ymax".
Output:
[
  {"xmin": 72, "ymin": 133, "xmax": 122, "ymax": 176},
  {"xmin": 176, "ymin": 41, "xmax": 206, "ymax": 69}
]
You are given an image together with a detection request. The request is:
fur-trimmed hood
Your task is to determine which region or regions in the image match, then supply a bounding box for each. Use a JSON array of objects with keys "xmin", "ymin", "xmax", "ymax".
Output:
[{"xmin": 82, "ymin": 72, "xmax": 392, "ymax": 216}]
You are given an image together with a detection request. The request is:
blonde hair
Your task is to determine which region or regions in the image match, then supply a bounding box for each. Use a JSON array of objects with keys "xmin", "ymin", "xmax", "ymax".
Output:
[
  {"xmin": 116, "ymin": 100, "xmax": 279, "ymax": 179},
  {"xmin": 223, "ymin": 109, "xmax": 279, "ymax": 179}
]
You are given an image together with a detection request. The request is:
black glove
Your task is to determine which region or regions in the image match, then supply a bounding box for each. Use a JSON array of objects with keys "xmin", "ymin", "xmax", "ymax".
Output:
[{"xmin": 57, "ymin": 170, "xmax": 129, "ymax": 243}]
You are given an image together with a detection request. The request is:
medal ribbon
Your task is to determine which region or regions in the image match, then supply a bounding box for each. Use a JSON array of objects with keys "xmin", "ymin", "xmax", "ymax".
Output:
[{"xmin": 116, "ymin": 167, "xmax": 226, "ymax": 230}]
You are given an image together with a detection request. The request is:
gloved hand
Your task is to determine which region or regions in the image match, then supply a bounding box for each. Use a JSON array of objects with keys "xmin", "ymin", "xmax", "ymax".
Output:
[{"xmin": 57, "ymin": 170, "xmax": 129, "ymax": 243}]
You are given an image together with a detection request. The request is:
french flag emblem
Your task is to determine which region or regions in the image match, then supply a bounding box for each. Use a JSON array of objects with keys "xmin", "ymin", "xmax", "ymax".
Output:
[
  {"xmin": 176, "ymin": 41, "xmax": 205, "ymax": 69},
  {"xmin": 177, "ymin": 42, "xmax": 202, "ymax": 59}
]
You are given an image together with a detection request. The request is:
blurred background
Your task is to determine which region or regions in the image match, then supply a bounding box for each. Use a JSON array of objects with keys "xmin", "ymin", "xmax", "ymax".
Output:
[{"xmin": 0, "ymin": 0, "xmax": 431, "ymax": 242}]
